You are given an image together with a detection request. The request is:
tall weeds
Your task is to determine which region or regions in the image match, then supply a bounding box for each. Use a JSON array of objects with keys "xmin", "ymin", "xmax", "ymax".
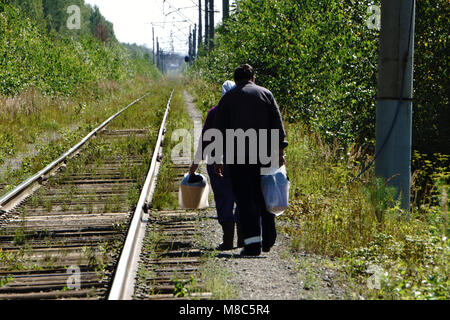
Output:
[{"xmin": 282, "ymin": 123, "xmax": 449, "ymax": 299}]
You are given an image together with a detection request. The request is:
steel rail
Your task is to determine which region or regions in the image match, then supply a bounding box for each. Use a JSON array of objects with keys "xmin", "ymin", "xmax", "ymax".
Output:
[
  {"xmin": 108, "ymin": 89, "xmax": 175, "ymax": 300},
  {"xmin": 0, "ymin": 93, "xmax": 151, "ymax": 212}
]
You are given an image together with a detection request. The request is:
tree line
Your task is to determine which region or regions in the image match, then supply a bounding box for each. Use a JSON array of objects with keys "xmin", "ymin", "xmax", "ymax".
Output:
[{"xmin": 0, "ymin": 0, "xmax": 158, "ymax": 96}]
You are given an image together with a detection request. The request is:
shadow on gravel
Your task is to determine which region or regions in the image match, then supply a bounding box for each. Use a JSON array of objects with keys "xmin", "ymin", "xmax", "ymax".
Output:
[
  {"xmin": 216, "ymin": 252, "xmax": 267, "ymax": 259},
  {"xmin": 200, "ymin": 246, "xmax": 268, "ymax": 259}
]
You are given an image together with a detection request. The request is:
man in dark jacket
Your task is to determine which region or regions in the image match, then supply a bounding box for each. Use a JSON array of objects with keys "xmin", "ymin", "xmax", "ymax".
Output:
[{"xmin": 213, "ymin": 64, "xmax": 288, "ymax": 256}]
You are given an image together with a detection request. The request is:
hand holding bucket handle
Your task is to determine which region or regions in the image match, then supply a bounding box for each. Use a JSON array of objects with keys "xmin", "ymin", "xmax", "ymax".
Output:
[
  {"xmin": 188, "ymin": 173, "xmax": 204, "ymax": 184},
  {"xmin": 214, "ymin": 164, "xmax": 224, "ymax": 178},
  {"xmin": 279, "ymin": 149, "xmax": 286, "ymax": 167}
]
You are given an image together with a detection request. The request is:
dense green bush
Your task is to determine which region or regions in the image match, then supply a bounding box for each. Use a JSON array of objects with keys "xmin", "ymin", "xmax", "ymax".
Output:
[
  {"xmin": 191, "ymin": 0, "xmax": 379, "ymax": 145},
  {"xmin": 413, "ymin": 0, "xmax": 449, "ymax": 155},
  {"xmin": 188, "ymin": 0, "xmax": 449, "ymax": 299},
  {"xmin": 190, "ymin": 0, "xmax": 449, "ymax": 156},
  {"xmin": 10, "ymin": 0, "xmax": 115, "ymax": 40}
]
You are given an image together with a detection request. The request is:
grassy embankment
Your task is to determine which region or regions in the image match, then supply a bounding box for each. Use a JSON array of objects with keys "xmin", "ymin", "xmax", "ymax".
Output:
[
  {"xmin": 0, "ymin": 77, "xmax": 161, "ymax": 194},
  {"xmin": 185, "ymin": 0, "xmax": 448, "ymax": 300},
  {"xmin": 0, "ymin": 3, "xmax": 161, "ymax": 195}
]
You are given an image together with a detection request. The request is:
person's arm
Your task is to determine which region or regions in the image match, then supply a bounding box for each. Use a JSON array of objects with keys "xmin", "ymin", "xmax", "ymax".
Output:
[
  {"xmin": 191, "ymin": 108, "xmax": 215, "ymax": 174},
  {"xmin": 189, "ymin": 162, "xmax": 199, "ymax": 175},
  {"xmin": 212, "ymin": 98, "xmax": 227, "ymax": 177}
]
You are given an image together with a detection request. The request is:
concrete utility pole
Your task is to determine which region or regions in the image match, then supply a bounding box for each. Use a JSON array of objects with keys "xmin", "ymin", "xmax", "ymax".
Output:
[
  {"xmin": 209, "ymin": 0, "xmax": 214, "ymax": 49},
  {"xmin": 205, "ymin": 0, "xmax": 209, "ymax": 46},
  {"xmin": 198, "ymin": 0, "xmax": 202, "ymax": 50},
  {"xmin": 223, "ymin": 0, "xmax": 229, "ymax": 20},
  {"xmin": 375, "ymin": 0, "xmax": 415, "ymax": 211}
]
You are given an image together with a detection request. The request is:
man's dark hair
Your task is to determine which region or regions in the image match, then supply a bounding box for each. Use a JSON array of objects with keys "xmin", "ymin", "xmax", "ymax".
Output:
[{"xmin": 234, "ymin": 64, "xmax": 255, "ymax": 84}]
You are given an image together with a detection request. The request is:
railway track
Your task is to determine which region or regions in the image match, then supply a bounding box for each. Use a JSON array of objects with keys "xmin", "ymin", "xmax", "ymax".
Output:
[{"xmin": 0, "ymin": 90, "xmax": 174, "ymax": 300}]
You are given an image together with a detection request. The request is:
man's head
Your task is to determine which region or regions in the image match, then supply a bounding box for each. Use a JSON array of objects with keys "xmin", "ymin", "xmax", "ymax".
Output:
[{"xmin": 233, "ymin": 64, "xmax": 255, "ymax": 85}]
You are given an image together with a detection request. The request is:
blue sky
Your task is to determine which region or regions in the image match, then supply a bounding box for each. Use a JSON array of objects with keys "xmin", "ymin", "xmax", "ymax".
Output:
[{"xmin": 85, "ymin": 0, "xmax": 234, "ymax": 54}]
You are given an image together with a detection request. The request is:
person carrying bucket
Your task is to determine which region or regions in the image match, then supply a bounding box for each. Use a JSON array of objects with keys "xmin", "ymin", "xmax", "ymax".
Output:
[
  {"xmin": 213, "ymin": 64, "xmax": 288, "ymax": 256},
  {"xmin": 188, "ymin": 80, "xmax": 242, "ymax": 251}
]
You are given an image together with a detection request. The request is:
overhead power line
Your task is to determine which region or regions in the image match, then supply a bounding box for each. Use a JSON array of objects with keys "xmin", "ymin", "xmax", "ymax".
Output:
[
  {"xmin": 163, "ymin": 0, "xmax": 197, "ymax": 24},
  {"xmin": 147, "ymin": 20, "xmax": 189, "ymax": 25}
]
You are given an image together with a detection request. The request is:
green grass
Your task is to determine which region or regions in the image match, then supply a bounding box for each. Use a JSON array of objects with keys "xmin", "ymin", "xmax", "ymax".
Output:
[
  {"xmin": 283, "ymin": 123, "xmax": 449, "ymax": 300},
  {"xmin": 0, "ymin": 76, "xmax": 163, "ymax": 195},
  {"xmin": 197, "ymin": 255, "xmax": 239, "ymax": 300},
  {"xmin": 0, "ymin": 4, "xmax": 160, "ymax": 97},
  {"xmin": 1, "ymin": 77, "xmax": 149, "ymax": 159},
  {"xmin": 44, "ymin": 81, "xmax": 176, "ymax": 202}
]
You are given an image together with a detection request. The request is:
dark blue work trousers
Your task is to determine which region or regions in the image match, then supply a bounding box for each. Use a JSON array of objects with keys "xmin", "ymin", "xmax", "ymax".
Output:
[
  {"xmin": 227, "ymin": 164, "xmax": 277, "ymax": 249},
  {"xmin": 207, "ymin": 165, "xmax": 239, "ymax": 225}
]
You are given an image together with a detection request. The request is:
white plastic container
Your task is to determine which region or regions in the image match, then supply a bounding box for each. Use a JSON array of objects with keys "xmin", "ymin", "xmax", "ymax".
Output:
[
  {"xmin": 261, "ymin": 166, "xmax": 290, "ymax": 216},
  {"xmin": 179, "ymin": 174, "xmax": 210, "ymax": 209}
]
